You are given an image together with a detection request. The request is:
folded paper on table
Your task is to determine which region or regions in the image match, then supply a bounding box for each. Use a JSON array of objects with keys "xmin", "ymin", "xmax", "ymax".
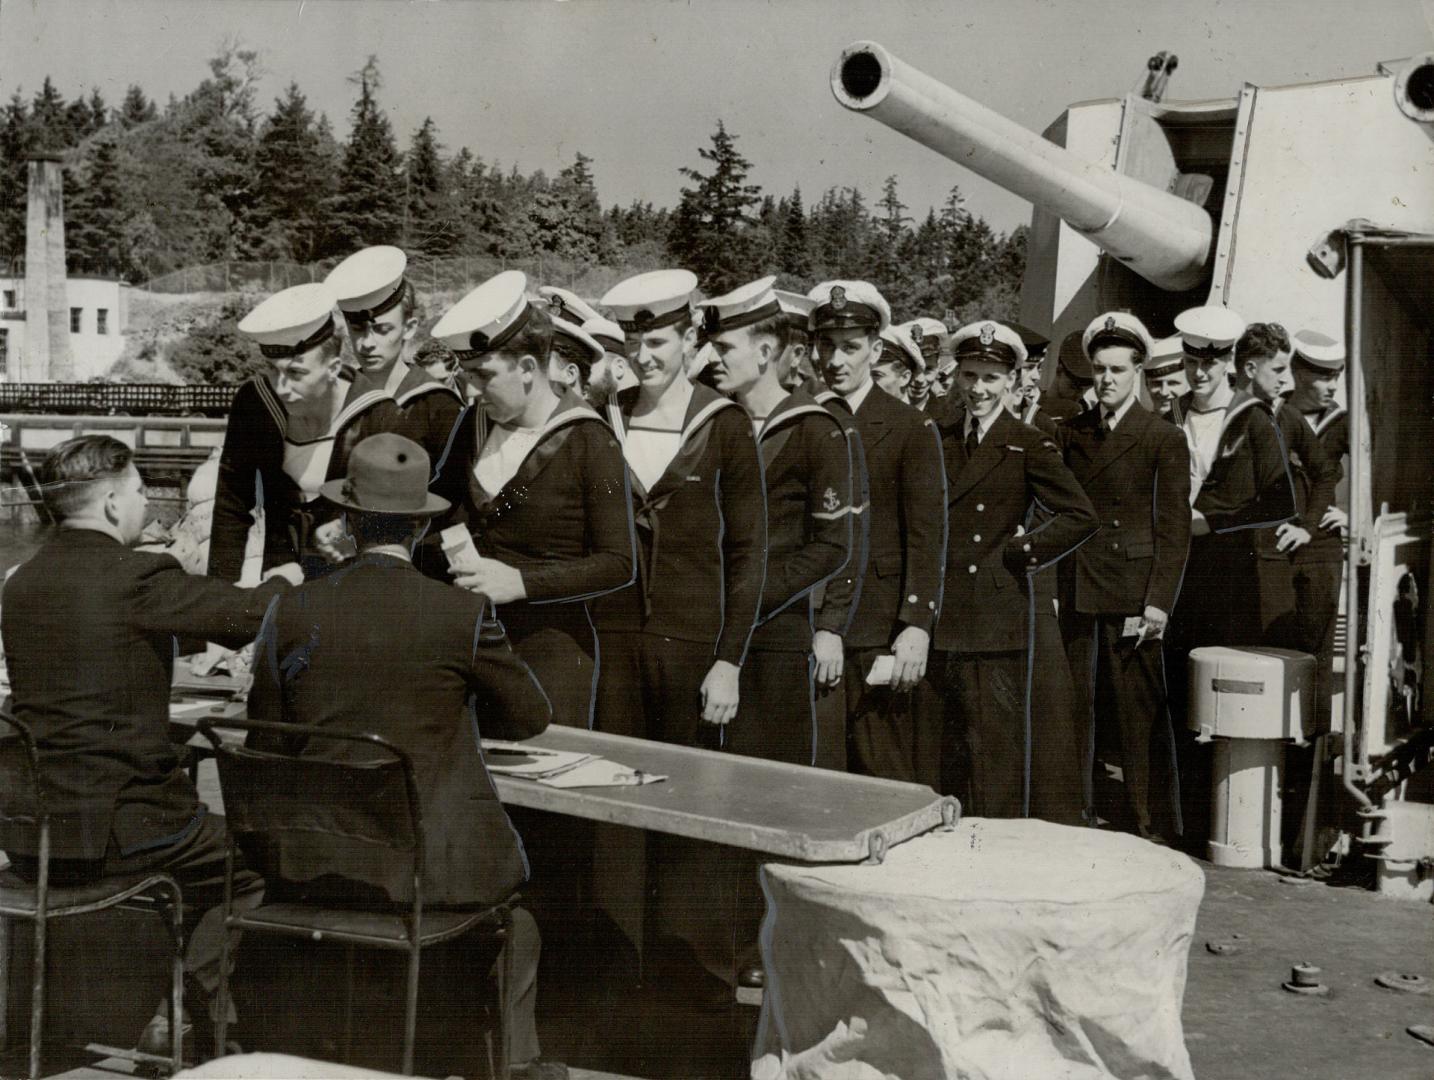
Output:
[
  {"xmin": 537, "ymin": 759, "xmax": 667, "ymax": 788},
  {"xmin": 480, "ymin": 740, "xmax": 596, "ymax": 779}
]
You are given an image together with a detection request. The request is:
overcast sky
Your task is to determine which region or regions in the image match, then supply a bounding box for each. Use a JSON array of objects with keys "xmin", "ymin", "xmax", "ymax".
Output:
[{"xmin": 2, "ymin": 0, "xmax": 1430, "ymax": 233}]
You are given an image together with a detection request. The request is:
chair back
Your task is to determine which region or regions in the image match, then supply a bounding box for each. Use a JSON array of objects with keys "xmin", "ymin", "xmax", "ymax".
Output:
[
  {"xmin": 197, "ymin": 718, "xmax": 423, "ymax": 861},
  {"xmin": 0, "ymin": 712, "xmax": 45, "ymax": 839}
]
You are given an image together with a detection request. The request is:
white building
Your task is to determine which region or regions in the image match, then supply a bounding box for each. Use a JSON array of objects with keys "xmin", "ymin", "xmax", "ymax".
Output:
[{"xmin": 0, "ymin": 273, "xmax": 130, "ymax": 382}]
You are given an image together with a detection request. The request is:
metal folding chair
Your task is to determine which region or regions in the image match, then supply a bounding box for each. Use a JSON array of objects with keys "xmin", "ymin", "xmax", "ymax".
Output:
[
  {"xmin": 198, "ymin": 717, "xmax": 515, "ymax": 1079},
  {"xmin": 0, "ymin": 713, "xmax": 185, "ymax": 1079}
]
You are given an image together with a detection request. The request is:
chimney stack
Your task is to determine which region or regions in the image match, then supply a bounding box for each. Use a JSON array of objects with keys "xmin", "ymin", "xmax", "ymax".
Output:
[{"xmin": 24, "ymin": 155, "xmax": 73, "ymax": 382}]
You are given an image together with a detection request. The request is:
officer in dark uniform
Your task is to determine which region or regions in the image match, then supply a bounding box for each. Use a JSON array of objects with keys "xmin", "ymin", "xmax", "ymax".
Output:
[
  {"xmin": 701, "ymin": 276, "xmax": 854, "ymax": 764},
  {"xmin": 1144, "ymin": 336, "xmax": 1189, "ymax": 423},
  {"xmin": 429, "ymin": 271, "xmax": 636, "ymax": 729},
  {"xmin": 1057, "ymin": 312, "xmax": 1192, "ymax": 841},
  {"xmin": 1167, "ymin": 304, "xmax": 1296, "ymax": 842},
  {"xmin": 929, "ymin": 320, "xmax": 1097, "ymax": 818},
  {"xmin": 1286, "ymin": 329, "xmax": 1350, "ymax": 731},
  {"xmin": 806, "ymin": 280, "xmax": 946, "ymax": 787}
]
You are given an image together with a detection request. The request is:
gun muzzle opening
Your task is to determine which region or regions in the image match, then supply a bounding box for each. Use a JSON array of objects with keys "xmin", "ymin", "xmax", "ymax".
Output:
[
  {"xmin": 1396, "ymin": 54, "xmax": 1434, "ymax": 123},
  {"xmin": 832, "ymin": 43, "xmax": 891, "ymax": 110}
]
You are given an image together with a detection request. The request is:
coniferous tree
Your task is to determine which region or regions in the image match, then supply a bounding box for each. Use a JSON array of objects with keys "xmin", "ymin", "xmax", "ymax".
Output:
[
  {"xmin": 327, "ymin": 56, "xmax": 404, "ymax": 252},
  {"xmin": 404, "ymin": 117, "xmax": 456, "ymax": 255},
  {"xmin": 666, "ymin": 120, "xmax": 763, "ymax": 292},
  {"xmin": 66, "ymin": 137, "xmax": 130, "ymax": 276},
  {"xmin": 119, "ymin": 85, "xmax": 157, "ymax": 128},
  {"xmin": 253, "ymin": 82, "xmax": 334, "ymax": 261},
  {"xmin": 0, "ymin": 92, "xmax": 32, "ymax": 264},
  {"xmin": 776, "ymin": 185, "xmax": 812, "ymax": 283}
]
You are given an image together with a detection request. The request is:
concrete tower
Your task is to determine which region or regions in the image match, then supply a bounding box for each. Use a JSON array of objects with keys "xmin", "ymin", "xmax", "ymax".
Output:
[{"xmin": 24, "ymin": 154, "xmax": 73, "ymax": 381}]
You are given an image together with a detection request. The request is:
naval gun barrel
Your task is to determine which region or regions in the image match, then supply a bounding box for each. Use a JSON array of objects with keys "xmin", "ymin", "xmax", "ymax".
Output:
[{"xmin": 831, "ymin": 41, "xmax": 1213, "ymax": 292}]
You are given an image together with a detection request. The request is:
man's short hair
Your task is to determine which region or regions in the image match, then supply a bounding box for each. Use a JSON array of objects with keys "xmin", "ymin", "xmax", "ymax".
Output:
[
  {"xmin": 1237, "ymin": 322, "xmax": 1290, "ymax": 366},
  {"xmin": 40, "ymin": 435, "xmax": 133, "ymax": 520},
  {"xmin": 492, "ymin": 303, "xmax": 556, "ymax": 367},
  {"xmin": 745, "ymin": 310, "xmax": 791, "ymax": 356},
  {"xmin": 347, "ymin": 509, "xmax": 426, "ymax": 549},
  {"xmin": 414, "ymin": 338, "xmax": 456, "ymax": 370},
  {"xmin": 551, "ymin": 334, "xmax": 595, "ymax": 378},
  {"xmin": 399, "ymin": 280, "xmax": 420, "ymax": 323}
]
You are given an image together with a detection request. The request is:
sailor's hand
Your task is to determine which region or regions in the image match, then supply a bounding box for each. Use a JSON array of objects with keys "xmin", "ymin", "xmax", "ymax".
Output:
[
  {"xmin": 890, "ymin": 626, "xmax": 930, "ymax": 693},
  {"xmin": 812, "ymin": 630, "xmax": 845, "ymax": 688},
  {"xmin": 312, "ymin": 518, "xmax": 357, "ymax": 564},
  {"xmin": 1138, "ymin": 605, "xmax": 1168, "ymax": 645},
  {"xmin": 700, "ymin": 660, "xmax": 740, "ymax": 726},
  {"xmin": 1320, "ymin": 505, "xmax": 1348, "ymax": 533},
  {"xmin": 261, "ymin": 562, "xmax": 304, "ymax": 587},
  {"xmin": 454, "ymin": 558, "xmax": 528, "ymax": 605},
  {"xmin": 1275, "ymin": 523, "xmax": 1312, "ymax": 553},
  {"xmin": 1190, "ymin": 509, "xmax": 1211, "ymax": 537}
]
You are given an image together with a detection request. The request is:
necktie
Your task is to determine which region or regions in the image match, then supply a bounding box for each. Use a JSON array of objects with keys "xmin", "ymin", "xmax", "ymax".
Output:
[
  {"xmin": 1103, "ymin": 410, "xmax": 1116, "ymax": 434},
  {"xmin": 965, "ymin": 425, "xmax": 979, "ymax": 457}
]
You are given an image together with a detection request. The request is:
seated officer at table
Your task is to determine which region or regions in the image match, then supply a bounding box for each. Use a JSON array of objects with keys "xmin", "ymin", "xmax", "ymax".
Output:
[
  {"xmin": 246, "ymin": 433, "xmax": 562, "ymax": 1080},
  {"xmin": 0, "ymin": 435, "xmax": 298, "ymax": 1057}
]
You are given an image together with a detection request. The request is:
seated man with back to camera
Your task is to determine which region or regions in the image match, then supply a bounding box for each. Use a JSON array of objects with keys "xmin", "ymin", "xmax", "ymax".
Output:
[
  {"xmin": 0, "ymin": 435, "xmax": 301, "ymax": 1060},
  {"xmin": 245, "ymin": 432, "xmax": 564, "ymax": 1080}
]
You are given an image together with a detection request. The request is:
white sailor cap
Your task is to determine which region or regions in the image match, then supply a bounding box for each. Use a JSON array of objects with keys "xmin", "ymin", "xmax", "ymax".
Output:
[
  {"xmin": 431, "ymin": 270, "xmax": 535, "ymax": 360},
  {"xmin": 238, "ymin": 283, "xmax": 339, "ymax": 360},
  {"xmin": 1082, "ymin": 311, "xmax": 1154, "ymax": 363},
  {"xmin": 1174, "ymin": 305, "xmax": 1246, "ymax": 361},
  {"xmin": 774, "ymin": 289, "xmax": 817, "ymax": 334},
  {"xmin": 600, "ymin": 269, "xmax": 698, "ymax": 334},
  {"xmin": 907, "ymin": 318, "xmax": 948, "ymax": 363},
  {"xmin": 879, "ymin": 325, "xmax": 924, "ymax": 373},
  {"xmin": 1146, "ymin": 335, "xmax": 1185, "ymax": 377},
  {"xmin": 325, "ymin": 246, "xmax": 408, "ymax": 326},
  {"xmin": 807, "ymin": 280, "xmax": 890, "ymax": 333},
  {"xmin": 950, "ymin": 319, "xmax": 1027, "ymax": 368},
  {"xmin": 1291, "ymin": 329, "xmax": 1345, "ymax": 371},
  {"xmin": 550, "ymin": 316, "xmax": 604, "ymax": 371},
  {"xmin": 582, "ymin": 316, "xmax": 626, "ymax": 357},
  {"xmin": 538, "ymin": 285, "xmax": 602, "ymax": 327},
  {"xmin": 696, "ymin": 275, "xmax": 781, "ymax": 342}
]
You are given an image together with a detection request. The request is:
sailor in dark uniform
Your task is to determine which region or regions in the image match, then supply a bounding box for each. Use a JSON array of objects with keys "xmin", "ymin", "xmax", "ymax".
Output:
[
  {"xmin": 588, "ymin": 268, "xmax": 767, "ymax": 994},
  {"xmin": 701, "ymin": 276, "xmax": 854, "ymax": 764},
  {"xmin": 209, "ymin": 283, "xmax": 394, "ymax": 582},
  {"xmin": 1057, "ymin": 312, "xmax": 1192, "ymax": 840},
  {"xmin": 590, "ymin": 268, "xmax": 767, "ymax": 744},
  {"xmin": 325, "ymin": 246, "xmax": 465, "ymax": 467},
  {"xmin": 583, "ymin": 313, "xmax": 641, "ymax": 408},
  {"xmin": 1286, "ymin": 330, "xmax": 1350, "ymax": 731},
  {"xmin": 875, "ymin": 322, "xmax": 924, "ymax": 407},
  {"xmin": 1004, "ymin": 323, "xmax": 1053, "ymax": 430},
  {"xmin": 1144, "ymin": 336, "xmax": 1190, "ymax": 423},
  {"xmin": 429, "ymin": 271, "xmax": 636, "ymax": 729},
  {"xmin": 324, "ymin": 247, "xmax": 466, "ymax": 576},
  {"xmin": 773, "ymin": 289, "xmax": 822, "ymax": 395},
  {"xmin": 807, "ymin": 280, "xmax": 946, "ymax": 786},
  {"xmin": 1166, "ymin": 304, "xmax": 1296, "ymax": 841},
  {"xmin": 929, "ymin": 320, "xmax": 1097, "ymax": 818},
  {"xmin": 1233, "ymin": 323, "xmax": 1341, "ymax": 648}
]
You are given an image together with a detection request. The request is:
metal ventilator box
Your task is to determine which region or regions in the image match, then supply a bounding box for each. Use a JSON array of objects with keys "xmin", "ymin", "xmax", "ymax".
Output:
[{"xmin": 1187, "ymin": 646, "xmax": 1316, "ymax": 743}]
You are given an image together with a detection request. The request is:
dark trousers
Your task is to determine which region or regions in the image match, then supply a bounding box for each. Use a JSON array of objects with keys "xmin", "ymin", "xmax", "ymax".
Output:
[
  {"xmin": 1294, "ymin": 559, "xmax": 1341, "ymax": 731},
  {"xmin": 503, "ymin": 601, "xmax": 598, "ymax": 729},
  {"xmin": 1066, "ymin": 612, "xmax": 1182, "ymax": 838},
  {"xmin": 845, "ymin": 645, "xmax": 941, "ymax": 789},
  {"xmin": 9, "ymin": 813, "xmax": 264, "ymax": 1023},
  {"xmin": 928, "ymin": 650, "xmax": 1028, "ymax": 818},
  {"xmin": 590, "ymin": 630, "xmax": 733, "ymax": 982},
  {"xmin": 1026, "ymin": 605, "xmax": 1085, "ymax": 825},
  {"xmin": 729, "ymin": 648, "xmax": 816, "ymax": 766},
  {"xmin": 592, "ymin": 629, "xmax": 718, "ymax": 748}
]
